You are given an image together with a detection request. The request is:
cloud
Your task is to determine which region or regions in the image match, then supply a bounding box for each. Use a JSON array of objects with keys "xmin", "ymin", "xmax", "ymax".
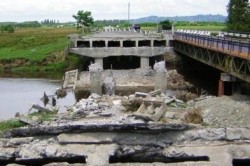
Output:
[{"xmin": 0, "ymin": 0, "xmax": 228, "ymax": 22}]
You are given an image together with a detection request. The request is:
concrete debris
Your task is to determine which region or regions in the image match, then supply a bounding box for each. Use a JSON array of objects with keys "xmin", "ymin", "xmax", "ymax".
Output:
[
  {"xmin": 167, "ymin": 70, "xmax": 193, "ymax": 89},
  {"xmin": 143, "ymin": 67, "xmax": 155, "ymax": 76},
  {"xmin": 103, "ymin": 74, "xmax": 116, "ymax": 95},
  {"xmin": 88, "ymin": 63, "xmax": 103, "ymax": 72},
  {"xmin": 149, "ymin": 89, "xmax": 162, "ymax": 97},
  {"xmin": 176, "ymin": 90, "xmax": 198, "ymax": 102},
  {"xmin": 153, "ymin": 61, "xmax": 167, "ymax": 73},
  {"xmin": 28, "ymin": 104, "xmax": 53, "ymax": 114},
  {"xmin": 18, "ymin": 116, "xmax": 38, "ymax": 126},
  {"xmin": 135, "ymin": 92, "xmax": 148, "ymax": 98},
  {"xmin": 55, "ymin": 88, "xmax": 67, "ymax": 98}
]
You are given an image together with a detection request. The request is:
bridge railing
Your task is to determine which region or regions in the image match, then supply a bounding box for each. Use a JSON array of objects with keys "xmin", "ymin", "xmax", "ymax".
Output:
[{"xmin": 174, "ymin": 32, "xmax": 250, "ymax": 59}]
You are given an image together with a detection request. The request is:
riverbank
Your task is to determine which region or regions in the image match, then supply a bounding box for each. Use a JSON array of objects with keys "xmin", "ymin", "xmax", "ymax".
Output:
[{"xmin": 0, "ymin": 27, "xmax": 80, "ymax": 72}]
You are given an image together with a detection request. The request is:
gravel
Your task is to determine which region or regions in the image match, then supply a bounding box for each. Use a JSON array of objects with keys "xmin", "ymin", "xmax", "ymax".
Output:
[{"xmin": 195, "ymin": 95, "xmax": 250, "ymax": 127}]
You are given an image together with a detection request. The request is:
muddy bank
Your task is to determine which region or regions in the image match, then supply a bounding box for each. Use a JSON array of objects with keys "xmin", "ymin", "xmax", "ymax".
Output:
[{"xmin": 0, "ymin": 51, "xmax": 79, "ymax": 72}]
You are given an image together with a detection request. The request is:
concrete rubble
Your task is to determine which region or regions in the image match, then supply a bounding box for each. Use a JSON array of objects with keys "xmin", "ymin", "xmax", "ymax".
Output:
[{"xmin": 1, "ymin": 88, "xmax": 250, "ymax": 165}]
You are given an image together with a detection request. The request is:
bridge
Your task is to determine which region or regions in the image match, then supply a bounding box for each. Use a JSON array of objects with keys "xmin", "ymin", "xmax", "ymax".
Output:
[
  {"xmin": 68, "ymin": 31, "xmax": 173, "ymax": 69},
  {"xmin": 174, "ymin": 32, "xmax": 250, "ymax": 95}
]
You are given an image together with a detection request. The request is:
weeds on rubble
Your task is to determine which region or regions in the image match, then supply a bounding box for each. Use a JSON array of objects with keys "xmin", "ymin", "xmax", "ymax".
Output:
[
  {"xmin": 183, "ymin": 107, "xmax": 203, "ymax": 124},
  {"xmin": 176, "ymin": 90, "xmax": 198, "ymax": 102},
  {"xmin": 0, "ymin": 119, "xmax": 26, "ymax": 133},
  {"xmin": 28, "ymin": 111, "xmax": 57, "ymax": 122}
]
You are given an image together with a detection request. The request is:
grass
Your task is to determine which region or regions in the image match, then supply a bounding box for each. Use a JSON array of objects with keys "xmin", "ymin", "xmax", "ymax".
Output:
[
  {"xmin": 0, "ymin": 119, "xmax": 26, "ymax": 132},
  {"xmin": 0, "ymin": 111, "xmax": 57, "ymax": 133},
  {"xmin": 28, "ymin": 111, "xmax": 57, "ymax": 121},
  {"xmin": 0, "ymin": 27, "xmax": 80, "ymax": 72},
  {"xmin": 175, "ymin": 25, "xmax": 226, "ymax": 31}
]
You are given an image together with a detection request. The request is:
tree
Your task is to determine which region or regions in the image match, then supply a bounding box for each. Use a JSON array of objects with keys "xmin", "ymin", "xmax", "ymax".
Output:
[
  {"xmin": 226, "ymin": 0, "xmax": 250, "ymax": 32},
  {"xmin": 159, "ymin": 19, "xmax": 172, "ymax": 30},
  {"xmin": 0, "ymin": 25, "xmax": 15, "ymax": 33},
  {"xmin": 73, "ymin": 10, "xmax": 94, "ymax": 32}
]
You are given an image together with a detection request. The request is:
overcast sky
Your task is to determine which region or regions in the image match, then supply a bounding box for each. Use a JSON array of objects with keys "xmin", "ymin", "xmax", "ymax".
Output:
[{"xmin": 0, "ymin": 0, "xmax": 229, "ymax": 22}]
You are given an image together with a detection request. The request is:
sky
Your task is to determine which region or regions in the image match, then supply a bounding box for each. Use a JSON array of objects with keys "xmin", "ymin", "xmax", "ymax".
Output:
[{"xmin": 0, "ymin": 0, "xmax": 229, "ymax": 22}]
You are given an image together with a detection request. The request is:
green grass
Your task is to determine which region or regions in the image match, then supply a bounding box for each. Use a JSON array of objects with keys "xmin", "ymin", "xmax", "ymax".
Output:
[
  {"xmin": 0, "ymin": 38, "xmax": 68, "ymax": 60},
  {"xmin": 0, "ymin": 27, "xmax": 81, "ymax": 72},
  {"xmin": 28, "ymin": 111, "xmax": 57, "ymax": 121},
  {"xmin": 0, "ymin": 119, "xmax": 26, "ymax": 132},
  {"xmin": 175, "ymin": 25, "xmax": 226, "ymax": 31}
]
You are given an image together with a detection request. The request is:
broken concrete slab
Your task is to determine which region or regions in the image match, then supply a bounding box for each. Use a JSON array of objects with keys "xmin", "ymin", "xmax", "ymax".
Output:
[{"xmin": 18, "ymin": 116, "xmax": 38, "ymax": 126}]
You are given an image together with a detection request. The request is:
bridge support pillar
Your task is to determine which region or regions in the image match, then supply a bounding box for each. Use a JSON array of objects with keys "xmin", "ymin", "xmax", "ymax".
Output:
[
  {"xmin": 140, "ymin": 57, "xmax": 149, "ymax": 69},
  {"xmin": 218, "ymin": 80, "xmax": 225, "ymax": 97},
  {"xmin": 218, "ymin": 73, "xmax": 236, "ymax": 97},
  {"xmin": 95, "ymin": 58, "xmax": 103, "ymax": 69},
  {"xmin": 90, "ymin": 71, "xmax": 102, "ymax": 95}
]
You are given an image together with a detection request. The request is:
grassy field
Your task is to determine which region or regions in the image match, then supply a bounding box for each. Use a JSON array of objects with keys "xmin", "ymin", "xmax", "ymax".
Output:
[
  {"xmin": 0, "ymin": 27, "xmax": 80, "ymax": 72},
  {"xmin": 175, "ymin": 25, "xmax": 226, "ymax": 31}
]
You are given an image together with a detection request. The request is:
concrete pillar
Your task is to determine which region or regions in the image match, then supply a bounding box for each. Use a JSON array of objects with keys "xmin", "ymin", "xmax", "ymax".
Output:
[
  {"xmin": 136, "ymin": 40, "xmax": 139, "ymax": 47},
  {"xmin": 105, "ymin": 40, "xmax": 108, "ymax": 47},
  {"xmin": 151, "ymin": 40, "xmax": 154, "ymax": 47},
  {"xmin": 89, "ymin": 40, "xmax": 93, "ymax": 48},
  {"xmin": 90, "ymin": 71, "xmax": 102, "ymax": 95},
  {"xmin": 140, "ymin": 57, "xmax": 149, "ymax": 69},
  {"xmin": 218, "ymin": 80, "xmax": 224, "ymax": 97},
  {"xmin": 155, "ymin": 71, "xmax": 167, "ymax": 94},
  {"xmin": 120, "ymin": 40, "xmax": 123, "ymax": 47},
  {"xmin": 166, "ymin": 39, "xmax": 169, "ymax": 47},
  {"xmin": 95, "ymin": 58, "xmax": 103, "ymax": 69}
]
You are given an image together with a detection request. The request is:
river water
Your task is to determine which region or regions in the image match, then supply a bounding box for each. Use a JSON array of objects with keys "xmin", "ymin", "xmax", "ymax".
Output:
[{"xmin": 0, "ymin": 78, "xmax": 76, "ymax": 120}]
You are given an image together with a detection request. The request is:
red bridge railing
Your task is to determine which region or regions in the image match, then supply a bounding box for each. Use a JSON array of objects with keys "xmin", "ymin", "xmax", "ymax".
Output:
[{"xmin": 174, "ymin": 32, "xmax": 250, "ymax": 60}]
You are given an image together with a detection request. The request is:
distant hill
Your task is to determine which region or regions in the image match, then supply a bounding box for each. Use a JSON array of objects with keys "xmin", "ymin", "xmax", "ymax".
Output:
[
  {"xmin": 131, "ymin": 14, "xmax": 227, "ymax": 23},
  {"xmin": 0, "ymin": 22, "xmax": 17, "ymax": 26}
]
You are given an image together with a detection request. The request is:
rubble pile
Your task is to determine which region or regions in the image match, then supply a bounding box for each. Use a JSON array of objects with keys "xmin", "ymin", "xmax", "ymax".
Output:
[
  {"xmin": 167, "ymin": 70, "xmax": 193, "ymax": 89},
  {"xmin": 153, "ymin": 61, "xmax": 166, "ymax": 73},
  {"xmin": 176, "ymin": 90, "xmax": 198, "ymax": 102},
  {"xmin": 103, "ymin": 71, "xmax": 116, "ymax": 95},
  {"xmin": 88, "ymin": 63, "xmax": 103, "ymax": 72}
]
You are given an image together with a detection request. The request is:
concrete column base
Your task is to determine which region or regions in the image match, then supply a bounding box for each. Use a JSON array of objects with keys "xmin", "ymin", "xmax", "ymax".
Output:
[
  {"xmin": 140, "ymin": 57, "xmax": 149, "ymax": 69},
  {"xmin": 90, "ymin": 71, "xmax": 102, "ymax": 95},
  {"xmin": 155, "ymin": 71, "xmax": 167, "ymax": 94}
]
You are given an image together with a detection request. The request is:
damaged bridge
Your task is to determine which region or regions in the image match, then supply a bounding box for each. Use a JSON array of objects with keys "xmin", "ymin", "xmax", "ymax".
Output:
[{"xmin": 68, "ymin": 31, "xmax": 173, "ymax": 69}]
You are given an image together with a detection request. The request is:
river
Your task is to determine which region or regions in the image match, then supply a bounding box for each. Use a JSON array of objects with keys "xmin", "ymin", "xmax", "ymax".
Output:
[{"xmin": 0, "ymin": 78, "xmax": 76, "ymax": 120}]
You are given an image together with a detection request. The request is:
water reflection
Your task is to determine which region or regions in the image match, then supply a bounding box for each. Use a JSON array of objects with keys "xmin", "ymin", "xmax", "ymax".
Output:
[{"xmin": 0, "ymin": 78, "xmax": 76, "ymax": 120}]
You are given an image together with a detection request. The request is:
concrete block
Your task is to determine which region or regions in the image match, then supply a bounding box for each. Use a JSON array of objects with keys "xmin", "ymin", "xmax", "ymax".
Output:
[{"xmin": 226, "ymin": 128, "xmax": 250, "ymax": 140}]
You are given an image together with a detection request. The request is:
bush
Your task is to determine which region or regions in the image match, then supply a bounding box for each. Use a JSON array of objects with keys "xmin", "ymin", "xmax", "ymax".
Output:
[
  {"xmin": 0, "ymin": 25, "xmax": 15, "ymax": 33},
  {"xmin": 159, "ymin": 19, "xmax": 172, "ymax": 30}
]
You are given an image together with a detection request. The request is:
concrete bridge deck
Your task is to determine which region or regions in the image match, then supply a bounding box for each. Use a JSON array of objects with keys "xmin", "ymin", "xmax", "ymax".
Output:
[{"xmin": 68, "ymin": 31, "xmax": 173, "ymax": 69}]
